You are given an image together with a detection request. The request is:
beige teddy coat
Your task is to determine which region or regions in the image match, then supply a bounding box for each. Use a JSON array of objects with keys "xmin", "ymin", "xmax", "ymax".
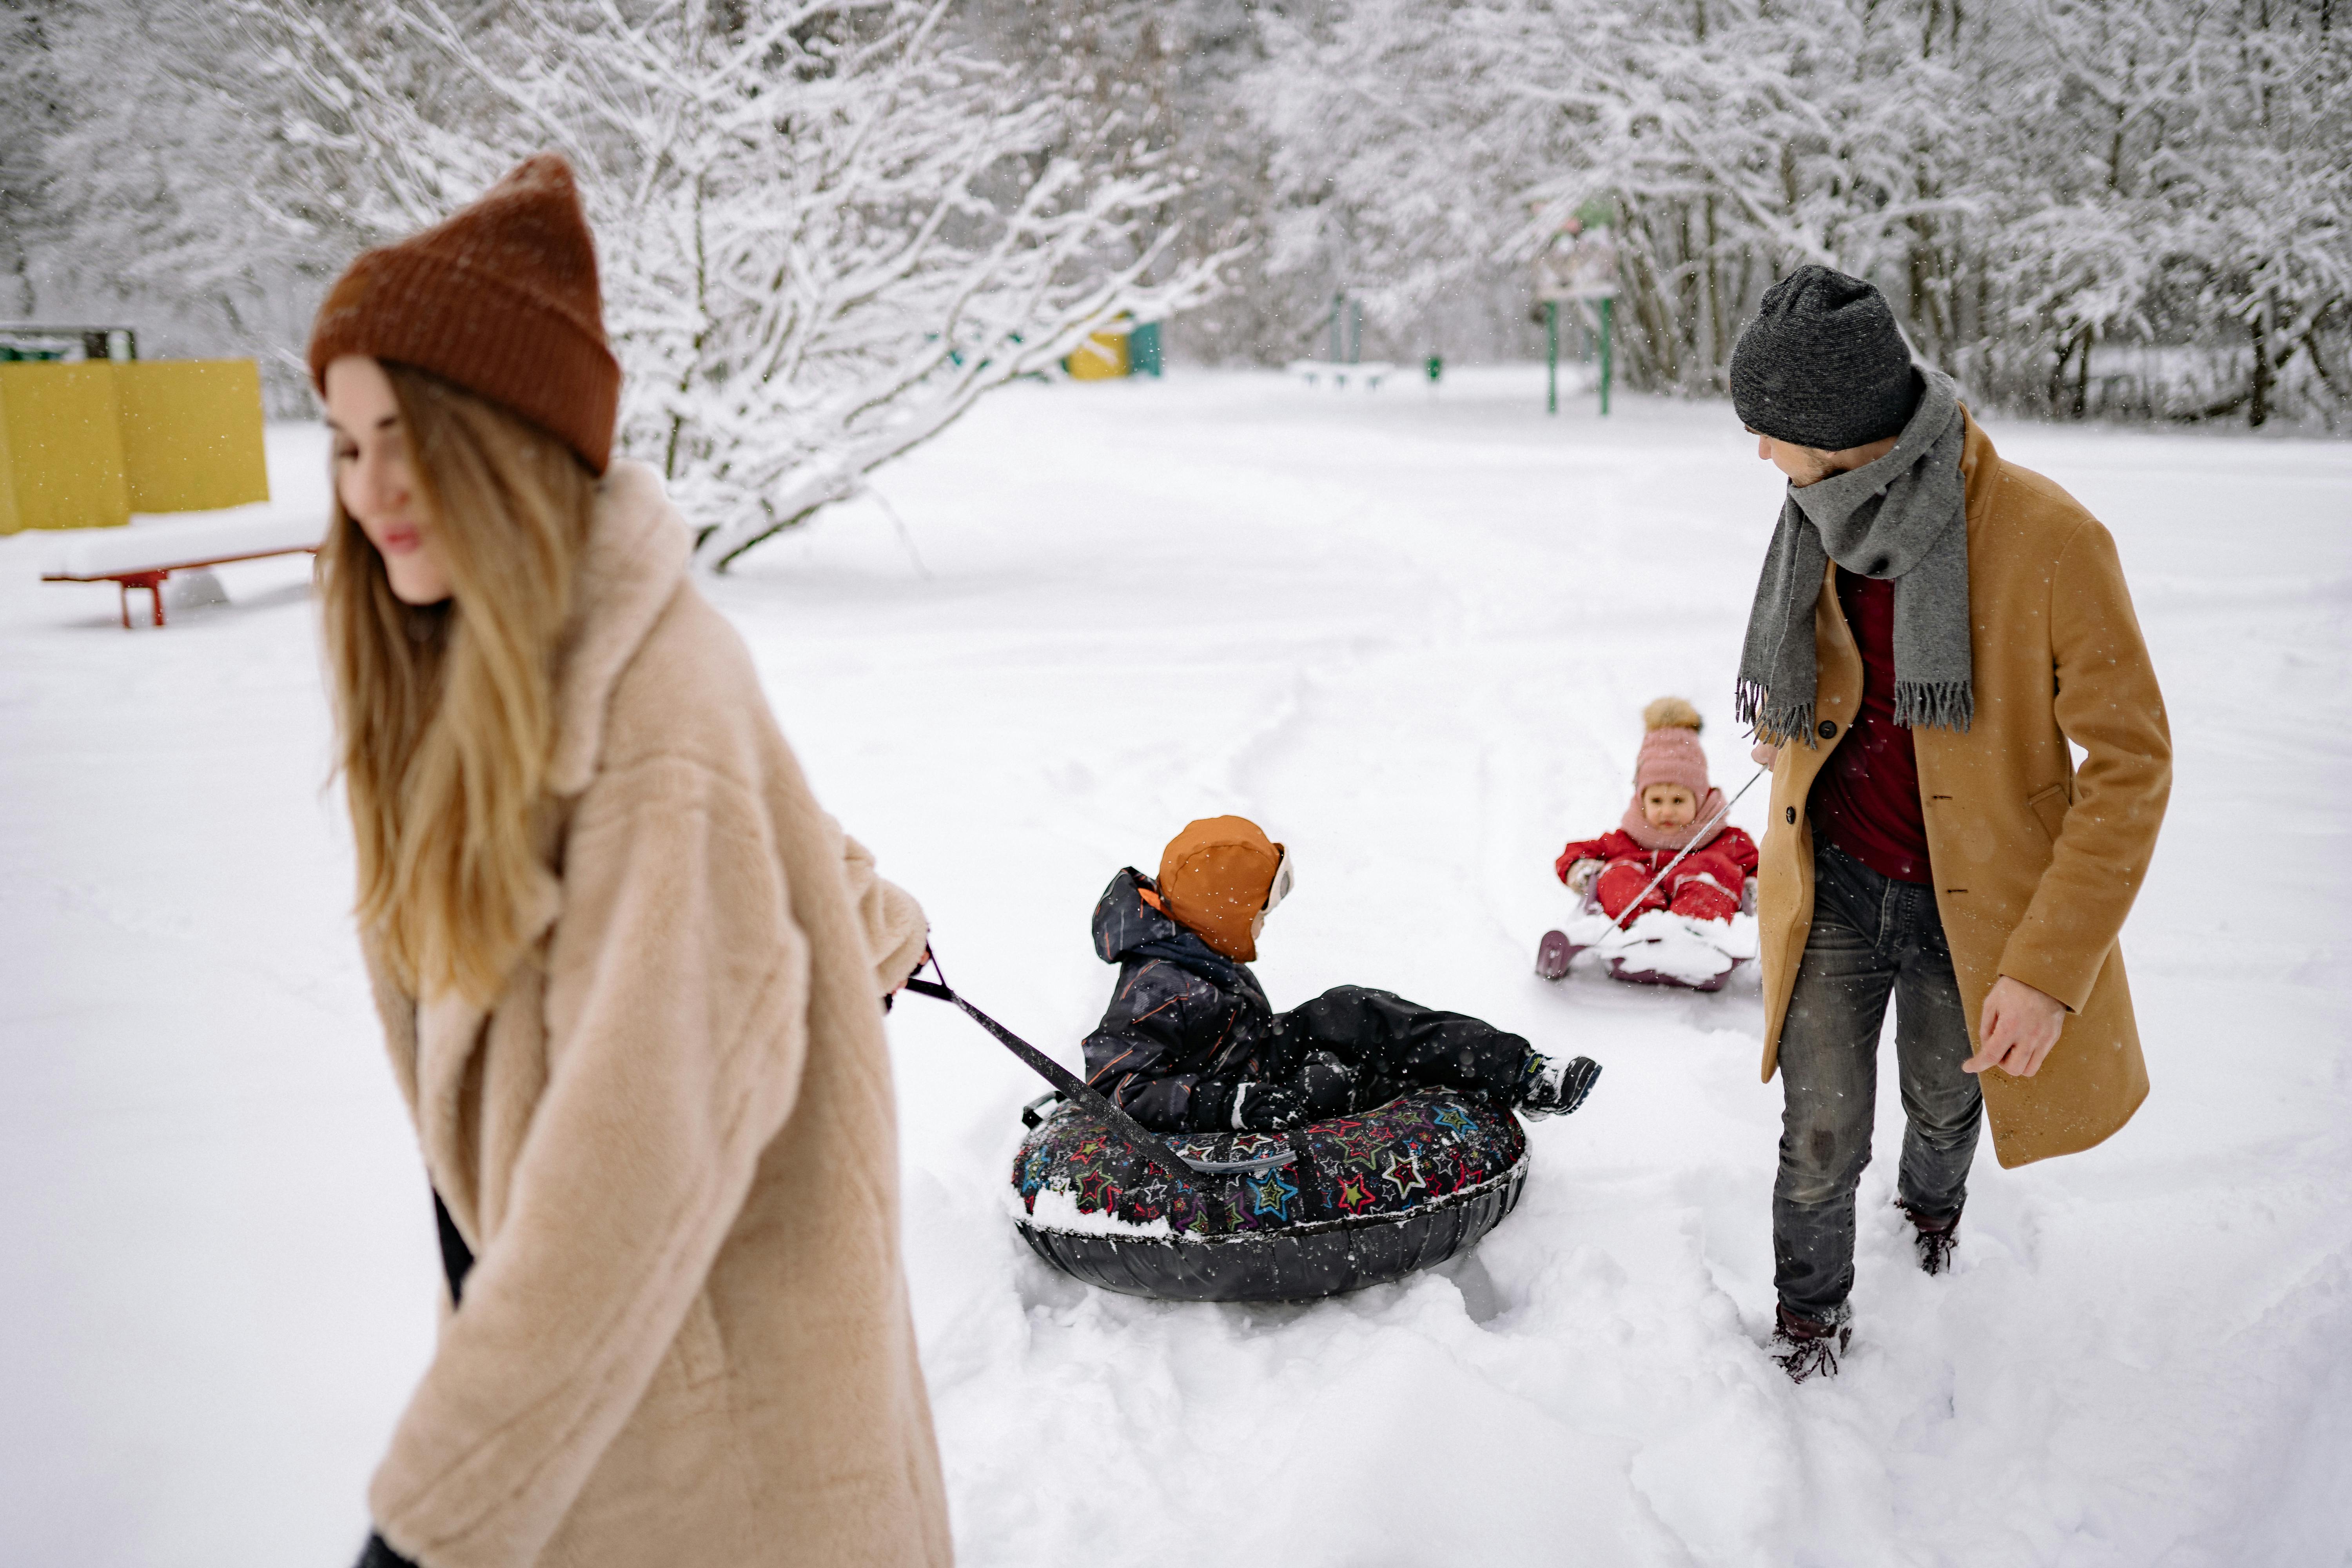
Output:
[
  {"xmin": 1755, "ymin": 412, "xmax": 2171, "ymax": 1169},
  {"xmin": 359, "ymin": 463, "xmax": 952, "ymax": 1568}
]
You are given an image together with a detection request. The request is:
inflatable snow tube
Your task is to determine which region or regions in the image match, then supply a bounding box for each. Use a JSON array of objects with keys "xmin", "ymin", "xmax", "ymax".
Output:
[{"xmin": 1008, "ymin": 1086, "xmax": 1530, "ymax": 1303}]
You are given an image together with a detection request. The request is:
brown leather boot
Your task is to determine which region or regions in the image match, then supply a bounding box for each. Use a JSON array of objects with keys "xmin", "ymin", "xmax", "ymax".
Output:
[
  {"xmin": 1770, "ymin": 1302, "xmax": 1852, "ymax": 1383},
  {"xmin": 1900, "ymin": 1201, "xmax": 1963, "ymax": 1277}
]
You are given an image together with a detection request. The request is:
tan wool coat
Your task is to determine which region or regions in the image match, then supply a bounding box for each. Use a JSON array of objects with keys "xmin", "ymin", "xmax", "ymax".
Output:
[
  {"xmin": 1756, "ymin": 412, "xmax": 2171, "ymax": 1169},
  {"xmin": 359, "ymin": 463, "xmax": 951, "ymax": 1568}
]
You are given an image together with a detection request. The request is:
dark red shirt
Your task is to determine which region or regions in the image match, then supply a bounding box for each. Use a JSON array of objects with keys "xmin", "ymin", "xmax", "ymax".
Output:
[{"xmin": 1811, "ymin": 570, "xmax": 1933, "ymax": 883}]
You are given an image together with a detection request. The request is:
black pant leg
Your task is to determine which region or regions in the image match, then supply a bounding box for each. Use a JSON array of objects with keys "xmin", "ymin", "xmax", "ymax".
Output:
[{"xmin": 1281, "ymin": 985, "xmax": 1532, "ymax": 1105}]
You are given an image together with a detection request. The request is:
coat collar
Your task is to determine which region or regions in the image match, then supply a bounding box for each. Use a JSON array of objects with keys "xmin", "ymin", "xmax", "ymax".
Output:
[{"xmin": 549, "ymin": 460, "xmax": 694, "ymax": 799}]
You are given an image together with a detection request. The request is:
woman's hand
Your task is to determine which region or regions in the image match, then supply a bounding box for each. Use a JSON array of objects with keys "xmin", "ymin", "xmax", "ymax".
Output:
[
  {"xmin": 1963, "ymin": 976, "xmax": 2066, "ymax": 1078},
  {"xmin": 882, "ymin": 946, "xmax": 932, "ymax": 1012},
  {"xmin": 1751, "ymin": 741, "xmax": 1779, "ymax": 768}
]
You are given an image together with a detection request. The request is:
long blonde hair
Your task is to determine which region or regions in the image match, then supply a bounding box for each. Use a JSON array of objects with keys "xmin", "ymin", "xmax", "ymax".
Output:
[{"xmin": 320, "ymin": 364, "xmax": 597, "ymax": 1005}]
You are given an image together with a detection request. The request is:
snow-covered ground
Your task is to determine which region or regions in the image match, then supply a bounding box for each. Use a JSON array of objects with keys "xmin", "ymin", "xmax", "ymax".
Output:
[{"xmin": 3, "ymin": 366, "xmax": 2347, "ymax": 1566}]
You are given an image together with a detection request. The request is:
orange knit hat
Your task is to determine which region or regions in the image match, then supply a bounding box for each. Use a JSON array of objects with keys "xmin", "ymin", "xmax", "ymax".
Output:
[{"xmin": 308, "ymin": 154, "xmax": 621, "ymax": 474}]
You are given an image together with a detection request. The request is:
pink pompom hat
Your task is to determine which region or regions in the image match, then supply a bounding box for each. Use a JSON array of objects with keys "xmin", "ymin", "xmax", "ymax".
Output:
[{"xmin": 1620, "ymin": 697, "xmax": 1724, "ymax": 851}]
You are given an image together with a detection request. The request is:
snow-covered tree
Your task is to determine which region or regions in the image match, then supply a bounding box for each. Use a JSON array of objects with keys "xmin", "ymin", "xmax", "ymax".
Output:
[
  {"xmin": 233, "ymin": 0, "xmax": 1223, "ymax": 563},
  {"xmin": 1248, "ymin": 0, "xmax": 2351, "ymax": 426},
  {"xmin": 22, "ymin": 2, "xmax": 363, "ymax": 396}
]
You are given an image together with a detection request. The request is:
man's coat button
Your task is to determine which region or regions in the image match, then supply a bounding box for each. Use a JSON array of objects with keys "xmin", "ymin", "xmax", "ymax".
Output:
[{"xmin": 1818, "ymin": 719, "xmax": 1838, "ymax": 738}]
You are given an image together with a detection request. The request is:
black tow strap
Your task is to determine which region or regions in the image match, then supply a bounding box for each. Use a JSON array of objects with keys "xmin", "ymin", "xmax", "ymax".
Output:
[{"xmin": 900, "ymin": 955, "xmax": 1203, "ymax": 1191}]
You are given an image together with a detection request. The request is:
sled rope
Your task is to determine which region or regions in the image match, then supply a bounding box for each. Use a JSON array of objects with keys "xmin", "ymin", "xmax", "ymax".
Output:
[
  {"xmin": 901, "ymin": 951, "xmax": 1204, "ymax": 1189},
  {"xmin": 1599, "ymin": 765, "xmax": 1768, "ymax": 946}
]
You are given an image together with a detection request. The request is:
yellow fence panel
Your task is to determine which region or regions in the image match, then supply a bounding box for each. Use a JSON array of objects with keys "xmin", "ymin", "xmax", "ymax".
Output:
[
  {"xmin": 0, "ymin": 363, "xmax": 131, "ymax": 533},
  {"xmin": 0, "ymin": 359, "xmax": 269, "ymax": 534},
  {"xmin": 116, "ymin": 360, "xmax": 270, "ymax": 514},
  {"xmin": 1065, "ymin": 329, "xmax": 1131, "ymax": 381}
]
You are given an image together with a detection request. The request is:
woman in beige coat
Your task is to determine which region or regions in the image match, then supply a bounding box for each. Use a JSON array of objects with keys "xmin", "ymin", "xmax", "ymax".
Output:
[{"xmin": 311, "ymin": 156, "xmax": 952, "ymax": 1568}]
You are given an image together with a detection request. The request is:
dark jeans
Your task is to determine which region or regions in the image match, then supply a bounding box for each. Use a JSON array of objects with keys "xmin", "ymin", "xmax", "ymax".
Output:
[{"xmin": 1773, "ymin": 842, "xmax": 1981, "ymax": 1321}]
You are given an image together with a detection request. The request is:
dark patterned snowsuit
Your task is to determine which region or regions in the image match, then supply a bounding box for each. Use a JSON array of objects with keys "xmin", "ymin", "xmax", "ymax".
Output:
[{"xmin": 1082, "ymin": 868, "xmax": 1535, "ymax": 1134}]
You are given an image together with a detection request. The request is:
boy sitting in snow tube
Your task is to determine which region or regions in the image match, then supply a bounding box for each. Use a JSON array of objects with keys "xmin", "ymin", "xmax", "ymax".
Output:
[
  {"xmin": 1085, "ymin": 816, "xmax": 1600, "ymax": 1133},
  {"xmin": 1554, "ymin": 697, "xmax": 1759, "ymax": 923}
]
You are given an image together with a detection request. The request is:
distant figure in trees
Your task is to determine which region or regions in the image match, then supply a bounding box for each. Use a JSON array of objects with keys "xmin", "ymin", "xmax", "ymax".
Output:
[
  {"xmin": 312, "ymin": 156, "xmax": 949, "ymax": 1568},
  {"xmin": 1553, "ymin": 696, "xmax": 1759, "ymax": 925},
  {"xmin": 1083, "ymin": 817, "xmax": 1601, "ymax": 1133},
  {"xmin": 1729, "ymin": 266, "xmax": 2171, "ymax": 1382}
]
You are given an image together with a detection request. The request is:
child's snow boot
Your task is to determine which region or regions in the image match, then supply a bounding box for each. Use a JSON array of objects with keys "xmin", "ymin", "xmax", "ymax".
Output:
[
  {"xmin": 1900, "ymin": 1201, "xmax": 1962, "ymax": 1276},
  {"xmin": 1770, "ymin": 1301, "xmax": 1851, "ymax": 1383},
  {"xmin": 1519, "ymin": 1053, "xmax": 1601, "ymax": 1118}
]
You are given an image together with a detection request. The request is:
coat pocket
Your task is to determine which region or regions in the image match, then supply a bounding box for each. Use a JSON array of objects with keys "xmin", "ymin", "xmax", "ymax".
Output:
[{"xmin": 2026, "ymin": 782, "xmax": 2071, "ymax": 844}]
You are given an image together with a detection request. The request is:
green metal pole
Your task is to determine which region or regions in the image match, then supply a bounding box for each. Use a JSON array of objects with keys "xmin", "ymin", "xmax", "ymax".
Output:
[
  {"xmin": 1546, "ymin": 300, "xmax": 1559, "ymax": 416},
  {"xmin": 1599, "ymin": 296, "xmax": 1613, "ymax": 417}
]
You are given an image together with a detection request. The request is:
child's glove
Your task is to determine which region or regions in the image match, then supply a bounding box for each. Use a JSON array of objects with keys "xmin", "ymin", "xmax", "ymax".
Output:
[
  {"xmin": 1299, "ymin": 1051, "xmax": 1359, "ymax": 1118},
  {"xmin": 1231, "ymin": 1082, "xmax": 1307, "ymax": 1132},
  {"xmin": 1563, "ymin": 858, "xmax": 1604, "ymax": 896}
]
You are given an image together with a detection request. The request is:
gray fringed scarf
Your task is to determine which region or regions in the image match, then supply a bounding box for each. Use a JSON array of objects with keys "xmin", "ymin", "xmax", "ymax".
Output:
[{"xmin": 1735, "ymin": 367, "xmax": 1973, "ymax": 747}]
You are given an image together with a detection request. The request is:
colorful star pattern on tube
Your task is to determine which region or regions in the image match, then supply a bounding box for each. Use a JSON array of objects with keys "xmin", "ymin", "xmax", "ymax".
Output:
[
  {"xmin": 1336, "ymin": 1172, "xmax": 1377, "ymax": 1213},
  {"xmin": 1433, "ymin": 1105, "xmax": 1476, "ymax": 1138},
  {"xmin": 1327, "ymin": 1118, "xmax": 1386, "ymax": 1165},
  {"xmin": 1247, "ymin": 1168, "xmax": 1298, "ymax": 1221},
  {"xmin": 1382, "ymin": 1149, "xmax": 1428, "ymax": 1201}
]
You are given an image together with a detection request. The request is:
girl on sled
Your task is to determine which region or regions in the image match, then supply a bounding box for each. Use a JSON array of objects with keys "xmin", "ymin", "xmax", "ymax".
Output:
[{"xmin": 1555, "ymin": 697, "xmax": 1758, "ymax": 924}]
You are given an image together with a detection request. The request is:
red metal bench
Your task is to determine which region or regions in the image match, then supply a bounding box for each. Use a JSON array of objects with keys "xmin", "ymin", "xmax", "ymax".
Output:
[
  {"xmin": 40, "ymin": 508, "xmax": 325, "ymax": 628},
  {"xmin": 44, "ymin": 545, "xmax": 321, "ymax": 628}
]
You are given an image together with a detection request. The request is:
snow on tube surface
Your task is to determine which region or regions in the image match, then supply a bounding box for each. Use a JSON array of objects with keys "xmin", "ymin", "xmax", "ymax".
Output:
[{"xmin": 1009, "ymin": 1086, "xmax": 1529, "ymax": 1303}]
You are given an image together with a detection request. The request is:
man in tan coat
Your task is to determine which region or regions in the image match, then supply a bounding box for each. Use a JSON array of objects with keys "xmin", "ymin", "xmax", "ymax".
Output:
[{"xmin": 1728, "ymin": 267, "xmax": 2171, "ymax": 1381}]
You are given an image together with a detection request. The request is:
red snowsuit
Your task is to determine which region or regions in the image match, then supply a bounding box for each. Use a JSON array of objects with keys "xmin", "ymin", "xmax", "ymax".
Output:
[{"xmin": 1554, "ymin": 826, "xmax": 1760, "ymax": 924}]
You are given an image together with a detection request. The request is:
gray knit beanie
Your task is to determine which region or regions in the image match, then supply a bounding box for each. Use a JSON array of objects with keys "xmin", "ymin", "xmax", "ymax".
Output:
[{"xmin": 1730, "ymin": 265, "xmax": 1919, "ymax": 451}]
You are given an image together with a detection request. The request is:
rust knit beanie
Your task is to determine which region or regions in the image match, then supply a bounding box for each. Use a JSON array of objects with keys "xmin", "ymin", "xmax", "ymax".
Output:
[{"xmin": 308, "ymin": 154, "xmax": 620, "ymax": 474}]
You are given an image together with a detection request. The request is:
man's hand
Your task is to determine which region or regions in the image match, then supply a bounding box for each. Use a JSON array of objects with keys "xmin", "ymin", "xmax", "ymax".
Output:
[
  {"xmin": 1964, "ymin": 976, "xmax": 2066, "ymax": 1078},
  {"xmin": 1751, "ymin": 741, "xmax": 1779, "ymax": 768}
]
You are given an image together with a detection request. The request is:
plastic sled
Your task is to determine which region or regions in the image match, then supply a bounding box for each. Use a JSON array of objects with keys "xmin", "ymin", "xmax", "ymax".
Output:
[{"xmin": 1535, "ymin": 882, "xmax": 1758, "ymax": 993}]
